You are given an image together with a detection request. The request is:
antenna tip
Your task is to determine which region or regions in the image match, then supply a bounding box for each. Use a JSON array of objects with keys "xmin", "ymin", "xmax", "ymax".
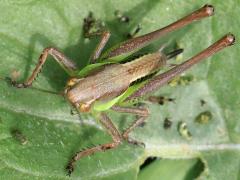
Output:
[
  {"xmin": 226, "ymin": 33, "xmax": 235, "ymax": 46},
  {"xmin": 203, "ymin": 4, "xmax": 214, "ymax": 16}
]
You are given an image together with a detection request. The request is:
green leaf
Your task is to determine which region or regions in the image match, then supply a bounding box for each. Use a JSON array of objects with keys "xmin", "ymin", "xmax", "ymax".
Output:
[
  {"xmin": 0, "ymin": 0, "xmax": 239, "ymax": 179},
  {"xmin": 138, "ymin": 158, "xmax": 204, "ymax": 180}
]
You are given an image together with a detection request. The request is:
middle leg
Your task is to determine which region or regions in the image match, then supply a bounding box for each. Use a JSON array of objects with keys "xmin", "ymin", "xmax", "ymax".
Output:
[{"xmin": 111, "ymin": 105, "xmax": 149, "ymax": 146}]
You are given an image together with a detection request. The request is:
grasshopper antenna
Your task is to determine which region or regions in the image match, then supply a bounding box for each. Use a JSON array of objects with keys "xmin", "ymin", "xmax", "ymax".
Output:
[
  {"xmin": 166, "ymin": 49, "xmax": 184, "ymax": 59},
  {"xmin": 127, "ymin": 33, "xmax": 235, "ymax": 99}
]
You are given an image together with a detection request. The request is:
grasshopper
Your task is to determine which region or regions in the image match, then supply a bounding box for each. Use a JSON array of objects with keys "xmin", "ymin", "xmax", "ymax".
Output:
[{"xmin": 11, "ymin": 4, "xmax": 235, "ymax": 175}]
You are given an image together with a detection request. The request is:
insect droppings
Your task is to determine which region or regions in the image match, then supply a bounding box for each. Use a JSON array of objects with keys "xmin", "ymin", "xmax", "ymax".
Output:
[
  {"xmin": 83, "ymin": 12, "xmax": 105, "ymax": 38},
  {"xmin": 169, "ymin": 75, "xmax": 195, "ymax": 87},
  {"xmin": 148, "ymin": 96, "xmax": 175, "ymax": 105},
  {"xmin": 114, "ymin": 10, "xmax": 130, "ymax": 23},
  {"xmin": 195, "ymin": 111, "xmax": 212, "ymax": 124},
  {"xmin": 127, "ymin": 24, "xmax": 141, "ymax": 38},
  {"xmin": 11, "ymin": 129, "xmax": 28, "ymax": 145},
  {"xmin": 163, "ymin": 118, "xmax": 172, "ymax": 129},
  {"xmin": 178, "ymin": 121, "xmax": 192, "ymax": 140},
  {"xmin": 200, "ymin": 99, "xmax": 207, "ymax": 106}
]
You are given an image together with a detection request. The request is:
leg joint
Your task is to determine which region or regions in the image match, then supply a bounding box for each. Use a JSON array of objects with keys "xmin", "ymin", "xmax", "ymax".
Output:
[{"xmin": 43, "ymin": 47, "xmax": 56, "ymax": 52}]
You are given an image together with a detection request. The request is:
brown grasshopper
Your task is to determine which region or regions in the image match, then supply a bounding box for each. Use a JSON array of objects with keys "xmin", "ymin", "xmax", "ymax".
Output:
[{"xmin": 11, "ymin": 4, "xmax": 235, "ymax": 175}]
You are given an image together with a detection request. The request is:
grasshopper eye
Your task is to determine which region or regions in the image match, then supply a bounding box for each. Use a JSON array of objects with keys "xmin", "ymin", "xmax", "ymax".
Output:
[
  {"xmin": 79, "ymin": 103, "xmax": 91, "ymax": 112},
  {"xmin": 66, "ymin": 78, "xmax": 82, "ymax": 87}
]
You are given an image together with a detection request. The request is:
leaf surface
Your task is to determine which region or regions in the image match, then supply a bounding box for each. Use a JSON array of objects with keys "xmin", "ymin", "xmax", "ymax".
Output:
[{"xmin": 0, "ymin": 0, "xmax": 239, "ymax": 179}]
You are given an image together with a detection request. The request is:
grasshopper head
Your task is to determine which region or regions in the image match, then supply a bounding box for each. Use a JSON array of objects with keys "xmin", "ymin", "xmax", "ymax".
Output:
[
  {"xmin": 64, "ymin": 79, "xmax": 94, "ymax": 113},
  {"xmin": 65, "ymin": 89, "xmax": 93, "ymax": 113},
  {"xmin": 77, "ymin": 103, "xmax": 92, "ymax": 112}
]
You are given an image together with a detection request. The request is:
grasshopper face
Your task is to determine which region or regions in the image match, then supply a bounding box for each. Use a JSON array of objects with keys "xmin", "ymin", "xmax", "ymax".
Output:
[{"xmin": 65, "ymin": 77, "xmax": 93, "ymax": 112}]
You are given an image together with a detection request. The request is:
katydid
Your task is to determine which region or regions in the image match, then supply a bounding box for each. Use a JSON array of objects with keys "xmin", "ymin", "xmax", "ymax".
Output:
[{"xmin": 11, "ymin": 4, "xmax": 235, "ymax": 175}]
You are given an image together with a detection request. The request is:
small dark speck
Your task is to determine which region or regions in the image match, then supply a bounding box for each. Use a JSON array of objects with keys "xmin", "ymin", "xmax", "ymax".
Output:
[
  {"xmin": 163, "ymin": 118, "xmax": 172, "ymax": 129},
  {"xmin": 200, "ymin": 99, "xmax": 206, "ymax": 106},
  {"xmin": 11, "ymin": 129, "xmax": 28, "ymax": 145}
]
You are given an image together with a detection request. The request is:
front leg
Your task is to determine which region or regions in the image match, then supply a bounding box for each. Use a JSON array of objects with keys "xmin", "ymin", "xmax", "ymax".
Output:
[
  {"xmin": 12, "ymin": 47, "xmax": 78, "ymax": 88},
  {"xmin": 90, "ymin": 31, "xmax": 111, "ymax": 63},
  {"xmin": 66, "ymin": 112, "xmax": 122, "ymax": 176}
]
